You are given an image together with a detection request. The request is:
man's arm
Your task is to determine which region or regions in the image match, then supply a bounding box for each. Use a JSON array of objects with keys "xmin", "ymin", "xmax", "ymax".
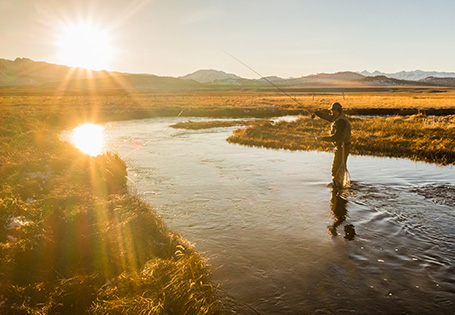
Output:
[
  {"xmin": 320, "ymin": 119, "xmax": 346, "ymax": 142},
  {"xmin": 314, "ymin": 109, "xmax": 334, "ymax": 122}
]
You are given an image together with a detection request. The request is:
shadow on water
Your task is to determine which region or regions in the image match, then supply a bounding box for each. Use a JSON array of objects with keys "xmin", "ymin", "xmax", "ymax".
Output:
[{"xmin": 329, "ymin": 187, "xmax": 356, "ymax": 240}]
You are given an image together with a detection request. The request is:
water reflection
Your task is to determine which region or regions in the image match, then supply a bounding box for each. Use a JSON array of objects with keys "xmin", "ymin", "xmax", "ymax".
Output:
[
  {"xmin": 71, "ymin": 123, "xmax": 105, "ymax": 156},
  {"xmin": 328, "ymin": 188, "xmax": 355, "ymax": 240}
]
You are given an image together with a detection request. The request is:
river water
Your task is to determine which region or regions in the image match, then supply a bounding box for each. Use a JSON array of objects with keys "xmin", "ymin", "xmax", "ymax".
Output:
[{"xmin": 101, "ymin": 117, "xmax": 455, "ymax": 314}]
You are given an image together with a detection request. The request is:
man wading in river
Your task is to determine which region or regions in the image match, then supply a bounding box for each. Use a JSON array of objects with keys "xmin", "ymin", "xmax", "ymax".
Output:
[{"xmin": 316, "ymin": 102, "xmax": 352, "ymax": 188}]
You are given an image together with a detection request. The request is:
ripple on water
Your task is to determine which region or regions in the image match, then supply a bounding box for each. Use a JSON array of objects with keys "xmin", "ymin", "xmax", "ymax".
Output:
[
  {"xmin": 345, "ymin": 180, "xmax": 455, "ymax": 312},
  {"xmin": 412, "ymin": 183, "xmax": 455, "ymax": 207},
  {"xmin": 102, "ymin": 117, "xmax": 455, "ymax": 314}
]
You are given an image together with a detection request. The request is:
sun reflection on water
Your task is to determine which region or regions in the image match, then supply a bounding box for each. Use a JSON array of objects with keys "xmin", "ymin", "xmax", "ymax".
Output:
[{"xmin": 71, "ymin": 123, "xmax": 105, "ymax": 156}]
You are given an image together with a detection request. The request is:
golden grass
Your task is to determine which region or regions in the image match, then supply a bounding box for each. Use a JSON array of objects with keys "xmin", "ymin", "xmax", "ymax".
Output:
[
  {"xmin": 226, "ymin": 114, "xmax": 455, "ymax": 165},
  {"xmin": 5, "ymin": 88, "xmax": 454, "ymax": 131},
  {"xmin": 1, "ymin": 87, "xmax": 455, "ymax": 313},
  {"xmin": 170, "ymin": 119, "xmax": 262, "ymax": 130},
  {"xmin": 2, "ymin": 88, "xmax": 455, "ymax": 117},
  {"xmin": 0, "ymin": 99, "xmax": 219, "ymax": 313}
]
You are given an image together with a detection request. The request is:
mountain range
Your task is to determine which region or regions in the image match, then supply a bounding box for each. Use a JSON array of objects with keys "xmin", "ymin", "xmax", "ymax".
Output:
[
  {"xmin": 180, "ymin": 69, "xmax": 455, "ymax": 88},
  {"xmin": 360, "ymin": 70, "xmax": 455, "ymax": 81},
  {"xmin": 0, "ymin": 58, "xmax": 203, "ymax": 90},
  {"xmin": 2, "ymin": 57, "xmax": 455, "ymax": 91}
]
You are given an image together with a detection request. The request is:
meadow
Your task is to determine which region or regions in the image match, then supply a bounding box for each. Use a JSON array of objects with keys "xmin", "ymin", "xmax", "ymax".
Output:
[
  {"xmin": 1, "ymin": 87, "xmax": 455, "ymax": 313},
  {"xmin": 2, "ymin": 87, "xmax": 455, "ymax": 124}
]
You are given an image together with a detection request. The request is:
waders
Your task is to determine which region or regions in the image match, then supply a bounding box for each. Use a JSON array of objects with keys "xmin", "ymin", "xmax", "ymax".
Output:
[{"xmin": 333, "ymin": 143, "xmax": 351, "ymax": 190}]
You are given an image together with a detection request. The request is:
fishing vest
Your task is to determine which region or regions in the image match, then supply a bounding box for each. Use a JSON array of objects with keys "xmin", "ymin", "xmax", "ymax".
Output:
[{"xmin": 331, "ymin": 113, "xmax": 351, "ymax": 145}]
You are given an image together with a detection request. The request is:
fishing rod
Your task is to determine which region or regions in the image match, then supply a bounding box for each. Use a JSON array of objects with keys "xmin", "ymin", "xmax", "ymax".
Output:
[
  {"xmin": 119, "ymin": 51, "xmax": 223, "ymax": 159},
  {"xmin": 221, "ymin": 49, "xmax": 315, "ymax": 116},
  {"xmin": 120, "ymin": 51, "xmax": 317, "ymax": 160},
  {"xmin": 222, "ymin": 50, "xmax": 355, "ymax": 189}
]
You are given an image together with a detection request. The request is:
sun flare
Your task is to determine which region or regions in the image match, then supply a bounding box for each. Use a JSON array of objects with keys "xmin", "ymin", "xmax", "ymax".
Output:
[
  {"xmin": 72, "ymin": 123, "xmax": 105, "ymax": 156},
  {"xmin": 56, "ymin": 21, "xmax": 114, "ymax": 70}
]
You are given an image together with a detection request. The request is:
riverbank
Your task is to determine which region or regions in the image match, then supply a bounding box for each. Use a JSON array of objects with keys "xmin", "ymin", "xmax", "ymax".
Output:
[
  {"xmin": 170, "ymin": 114, "xmax": 455, "ymax": 165},
  {"xmin": 224, "ymin": 114, "xmax": 455, "ymax": 165},
  {"xmin": 0, "ymin": 107, "xmax": 218, "ymax": 313}
]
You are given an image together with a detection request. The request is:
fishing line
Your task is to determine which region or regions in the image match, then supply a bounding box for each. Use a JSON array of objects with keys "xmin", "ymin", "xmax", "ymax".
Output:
[
  {"xmin": 121, "ymin": 50, "xmax": 308, "ymax": 160},
  {"xmin": 115, "ymin": 50, "xmax": 319, "ymax": 162},
  {"xmin": 221, "ymin": 49, "xmax": 314, "ymax": 116},
  {"xmin": 118, "ymin": 50, "xmax": 222, "ymax": 158},
  {"xmin": 221, "ymin": 49, "xmax": 355, "ymax": 190}
]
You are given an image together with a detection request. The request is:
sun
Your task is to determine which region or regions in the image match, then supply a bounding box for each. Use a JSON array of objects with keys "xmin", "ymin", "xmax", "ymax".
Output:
[
  {"xmin": 71, "ymin": 123, "xmax": 105, "ymax": 156},
  {"xmin": 56, "ymin": 21, "xmax": 114, "ymax": 70}
]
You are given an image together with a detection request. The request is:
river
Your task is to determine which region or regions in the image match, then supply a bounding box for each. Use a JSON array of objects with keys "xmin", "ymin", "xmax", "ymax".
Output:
[{"xmin": 101, "ymin": 116, "xmax": 455, "ymax": 314}]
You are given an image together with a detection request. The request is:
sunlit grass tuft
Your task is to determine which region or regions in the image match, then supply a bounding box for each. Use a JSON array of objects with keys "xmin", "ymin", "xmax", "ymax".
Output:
[{"xmin": 170, "ymin": 119, "xmax": 260, "ymax": 130}]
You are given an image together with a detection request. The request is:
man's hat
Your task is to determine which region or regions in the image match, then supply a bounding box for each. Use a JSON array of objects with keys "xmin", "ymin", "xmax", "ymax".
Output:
[{"xmin": 330, "ymin": 102, "xmax": 342, "ymax": 110}]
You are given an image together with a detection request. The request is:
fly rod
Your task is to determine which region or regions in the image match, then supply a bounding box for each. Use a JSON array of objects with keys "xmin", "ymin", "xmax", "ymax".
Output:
[{"xmin": 221, "ymin": 49, "xmax": 315, "ymax": 116}]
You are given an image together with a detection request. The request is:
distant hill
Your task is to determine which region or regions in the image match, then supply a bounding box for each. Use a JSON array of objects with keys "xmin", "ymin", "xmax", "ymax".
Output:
[
  {"xmin": 0, "ymin": 69, "xmax": 37, "ymax": 86},
  {"xmin": 41, "ymin": 73, "xmax": 203, "ymax": 91},
  {"xmin": 0, "ymin": 58, "xmax": 205, "ymax": 91},
  {"xmin": 0, "ymin": 57, "xmax": 112, "ymax": 86},
  {"xmin": 360, "ymin": 75, "xmax": 431, "ymax": 86},
  {"xmin": 180, "ymin": 69, "xmax": 367, "ymax": 86},
  {"xmin": 419, "ymin": 76, "xmax": 455, "ymax": 87},
  {"xmin": 306, "ymin": 71, "xmax": 365, "ymax": 81},
  {"xmin": 3, "ymin": 57, "xmax": 455, "ymax": 90},
  {"xmin": 278, "ymin": 72, "xmax": 365, "ymax": 86},
  {"xmin": 360, "ymin": 70, "xmax": 455, "ymax": 81},
  {"xmin": 180, "ymin": 69, "xmax": 242, "ymax": 84}
]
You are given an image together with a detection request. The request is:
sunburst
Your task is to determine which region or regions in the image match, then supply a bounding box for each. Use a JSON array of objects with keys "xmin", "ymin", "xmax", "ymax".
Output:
[{"xmin": 56, "ymin": 21, "xmax": 114, "ymax": 70}]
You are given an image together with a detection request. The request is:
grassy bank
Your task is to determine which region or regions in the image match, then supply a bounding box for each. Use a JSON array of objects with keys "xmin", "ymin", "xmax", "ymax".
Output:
[
  {"xmin": 2, "ymin": 88, "xmax": 455, "ymax": 313},
  {"xmin": 170, "ymin": 119, "xmax": 263, "ymax": 130},
  {"xmin": 0, "ymin": 106, "xmax": 218, "ymax": 313},
  {"xmin": 225, "ymin": 114, "xmax": 455, "ymax": 165}
]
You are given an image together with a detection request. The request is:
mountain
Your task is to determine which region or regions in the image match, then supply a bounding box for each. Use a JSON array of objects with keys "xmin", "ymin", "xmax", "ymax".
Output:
[
  {"xmin": 419, "ymin": 76, "xmax": 455, "ymax": 87},
  {"xmin": 255, "ymin": 71, "xmax": 365, "ymax": 87},
  {"xmin": 0, "ymin": 57, "xmax": 112, "ymax": 86},
  {"xmin": 306, "ymin": 71, "xmax": 365, "ymax": 81},
  {"xmin": 181, "ymin": 70, "xmax": 366, "ymax": 86},
  {"xmin": 261, "ymin": 76, "xmax": 287, "ymax": 82},
  {"xmin": 41, "ymin": 73, "xmax": 203, "ymax": 91},
  {"xmin": 180, "ymin": 69, "xmax": 242, "ymax": 84},
  {"xmin": 0, "ymin": 58, "xmax": 204, "ymax": 90},
  {"xmin": 0, "ymin": 69, "xmax": 37, "ymax": 86},
  {"xmin": 360, "ymin": 70, "xmax": 455, "ymax": 81},
  {"xmin": 3, "ymin": 57, "xmax": 455, "ymax": 90},
  {"xmin": 360, "ymin": 75, "xmax": 431, "ymax": 86}
]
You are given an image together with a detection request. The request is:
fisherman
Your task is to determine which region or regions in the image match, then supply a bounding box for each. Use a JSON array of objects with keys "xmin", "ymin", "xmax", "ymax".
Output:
[{"xmin": 315, "ymin": 102, "xmax": 351, "ymax": 188}]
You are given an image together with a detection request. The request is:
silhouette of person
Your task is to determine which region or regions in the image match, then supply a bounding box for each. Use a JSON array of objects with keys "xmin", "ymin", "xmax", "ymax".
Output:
[
  {"xmin": 328, "ymin": 188, "xmax": 355, "ymax": 240},
  {"xmin": 315, "ymin": 102, "xmax": 351, "ymax": 188}
]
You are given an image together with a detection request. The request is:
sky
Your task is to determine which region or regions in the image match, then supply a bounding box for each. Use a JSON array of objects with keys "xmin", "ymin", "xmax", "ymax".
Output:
[{"xmin": 1, "ymin": 0, "xmax": 455, "ymax": 79}]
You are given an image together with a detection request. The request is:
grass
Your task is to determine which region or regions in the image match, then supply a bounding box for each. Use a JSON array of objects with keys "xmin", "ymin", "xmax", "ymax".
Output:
[
  {"xmin": 2, "ymin": 88, "xmax": 455, "ymax": 123},
  {"xmin": 170, "ymin": 119, "xmax": 262, "ymax": 130},
  {"xmin": 0, "ymin": 104, "xmax": 219, "ymax": 313},
  {"xmin": 1, "ymin": 87, "xmax": 455, "ymax": 313},
  {"xmin": 226, "ymin": 114, "xmax": 455, "ymax": 165}
]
